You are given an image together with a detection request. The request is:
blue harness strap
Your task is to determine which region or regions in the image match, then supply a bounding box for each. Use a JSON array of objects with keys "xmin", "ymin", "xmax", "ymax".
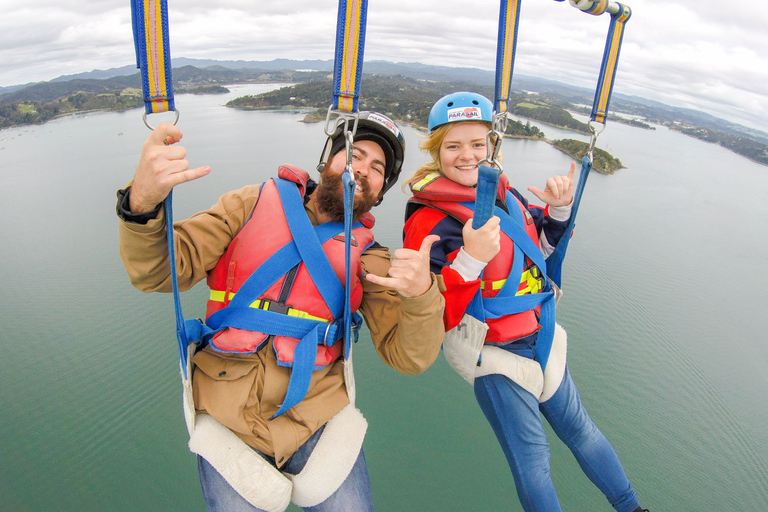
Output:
[
  {"xmin": 545, "ymin": 155, "xmax": 592, "ymax": 287},
  {"xmin": 163, "ymin": 190, "xmax": 191, "ymax": 377},
  {"xmin": 166, "ymin": 178, "xmax": 364, "ymax": 417},
  {"xmin": 277, "ymin": 180, "xmax": 346, "ymax": 316},
  {"xmin": 473, "ymin": 165, "xmax": 502, "ymax": 228},
  {"xmin": 341, "ymin": 172, "xmax": 356, "ymax": 363},
  {"xmin": 460, "ymin": 193, "xmax": 557, "ymax": 370}
]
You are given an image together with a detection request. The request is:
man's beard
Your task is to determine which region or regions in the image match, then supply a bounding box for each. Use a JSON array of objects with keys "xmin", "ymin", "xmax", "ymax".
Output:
[{"xmin": 315, "ymin": 169, "xmax": 379, "ymax": 222}]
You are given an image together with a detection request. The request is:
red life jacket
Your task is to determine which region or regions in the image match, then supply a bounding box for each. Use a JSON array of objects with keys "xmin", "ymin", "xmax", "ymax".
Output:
[
  {"xmin": 205, "ymin": 165, "xmax": 375, "ymax": 368},
  {"xmin": 407, "ymin": 172, "xmax": 544, "ymax": 343}
]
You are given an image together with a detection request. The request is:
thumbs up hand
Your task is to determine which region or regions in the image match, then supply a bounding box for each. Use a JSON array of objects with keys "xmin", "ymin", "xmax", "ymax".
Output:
[{"xmin": 365, "ymin": 235, "xmax": 440, "ymax": 297}]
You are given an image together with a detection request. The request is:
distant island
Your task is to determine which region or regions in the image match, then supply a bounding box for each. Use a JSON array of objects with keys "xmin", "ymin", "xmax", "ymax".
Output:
[
  {"xmin": 1, "ymin": 61, "xmax": 766, "ymax": 168},
  {"xmin": 226, "ymin": 75, "xmax": 625, "ymax": 173}
]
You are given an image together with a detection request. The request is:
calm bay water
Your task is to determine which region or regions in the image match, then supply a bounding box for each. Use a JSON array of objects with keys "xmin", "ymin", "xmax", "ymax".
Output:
[{"xmin": 1, "ymin": 84, "xmax": 766, "ymax": 511}]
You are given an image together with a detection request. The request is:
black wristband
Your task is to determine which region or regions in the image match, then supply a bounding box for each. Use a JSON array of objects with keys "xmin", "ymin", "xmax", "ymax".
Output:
[{"xmin": 115, "ymin": 187, "xmax": 162, "ymax": 225}]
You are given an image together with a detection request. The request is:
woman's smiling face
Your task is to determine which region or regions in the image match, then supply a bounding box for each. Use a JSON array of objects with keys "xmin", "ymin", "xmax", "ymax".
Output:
[{"xmin": 439, "ymin": 121, "xmax": 490, "ymax": 187}]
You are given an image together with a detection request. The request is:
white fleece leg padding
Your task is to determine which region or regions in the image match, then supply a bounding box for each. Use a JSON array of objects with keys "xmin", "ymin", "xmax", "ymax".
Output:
[
  {"xmin": 289, "ymin": 404, "xmax": 368, "ymax": 508},
  {"xmin": 473, "ymin": 323, "xmax": 569, "ymax": 401},
  {"xmin": 189, "ymin": 414, "xmax": 293, "ymax": 512},
  {"xmin": 539, "ymin": 323, "xmax": 568, "ymax": 403},
  {"xmin": 442, "ymin": 314, "xmax": 489, "ymax": 385},
  {"xmin": 476, "ymin": 345, "xmax": 545, "ymax": 398},
  {"xmin": 343, "ymin": 344, "xmax": 357, "ymax": 405},
  {"xmin": 181, "ymin": 343, "xmax": 198, "ymax": 437}
]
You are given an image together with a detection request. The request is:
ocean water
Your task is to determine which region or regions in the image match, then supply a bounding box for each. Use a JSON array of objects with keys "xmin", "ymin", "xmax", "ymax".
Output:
[{"xmin": 1, "ymin": 84, "xmax": 766, "ymax": 511}]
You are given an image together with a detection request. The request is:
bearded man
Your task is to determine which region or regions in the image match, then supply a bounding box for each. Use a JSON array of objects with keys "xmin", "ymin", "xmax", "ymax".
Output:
[{"xmin": 115, "ymin": 112, "xmax": 444, "ymax": 512}]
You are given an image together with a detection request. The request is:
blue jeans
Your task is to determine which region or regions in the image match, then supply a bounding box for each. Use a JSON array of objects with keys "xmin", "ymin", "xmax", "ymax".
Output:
[
  {"xmin": 197, "ymin": 425, "xmax": 374, "ymax": 512},
  {"xmin": 474, "ymin": 365, "xmax": 640, "ymax": 512}
]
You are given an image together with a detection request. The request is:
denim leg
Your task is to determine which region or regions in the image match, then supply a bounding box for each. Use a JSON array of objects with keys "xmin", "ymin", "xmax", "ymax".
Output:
[
  {"xmin": 296, "ymin": 449, "xmax": 374, "ymax": 512},
  {"xmin": 197, "ymin": 454, "xmax": 269, "ymax": 512},
  {"xmin": 279, "ymin": 423, "xmax": 374, "ymax": 512},
  {"xmin": 475, "ymin": 373, "xmax": 563, "ymax": 512},
  {"xmin": 197, "ymin": 424, "xmax": 374, "ymax": 512},
  {"xmin": 540, "ymin": 366, "xmax": 640, "ymax": 512}
]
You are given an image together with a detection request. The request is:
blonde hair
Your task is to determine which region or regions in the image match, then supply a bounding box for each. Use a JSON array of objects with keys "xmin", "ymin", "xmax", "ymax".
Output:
[{"xmin": 402, "ymin": 121, "xmax": 497, "ymax": 192}]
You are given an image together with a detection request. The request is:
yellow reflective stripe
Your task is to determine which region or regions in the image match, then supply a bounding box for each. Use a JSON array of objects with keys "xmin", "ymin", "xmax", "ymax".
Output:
[
  {"xmin": 516, "ymin": 268, "xmax": 543, "ymax": 296},
  {"xmin": 286, "ymin": 309, "xmax": 327, "ymax": 322},
  {"xmin": 208, "ymin": 290, "xmax": 327, "ymax": 322},
  {"xmin": 412, "ymin": 172, "xmax": 441, "ymax": 192},
  {"xmin": 482, "ymin": 267, "xmax": 543, "ymax": 295},
  {"xmin": 209, "ymin": 290, "xmax": 225, "ymax": 302},
  {"xmin": 481, "ymin": 278, "xmax": 507, "ymax": 291}
]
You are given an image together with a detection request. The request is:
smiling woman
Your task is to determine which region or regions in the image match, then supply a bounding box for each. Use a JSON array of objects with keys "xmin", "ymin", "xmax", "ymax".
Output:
[{"xmin": 438, "ymin": 121, "xmax": 491, "ymax": 187}]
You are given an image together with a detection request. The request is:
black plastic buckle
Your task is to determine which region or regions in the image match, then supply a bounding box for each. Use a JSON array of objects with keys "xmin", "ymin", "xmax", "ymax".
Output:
[{"xmin": 265, "ymin": 300, "xmax": 292, "ymax": 315}]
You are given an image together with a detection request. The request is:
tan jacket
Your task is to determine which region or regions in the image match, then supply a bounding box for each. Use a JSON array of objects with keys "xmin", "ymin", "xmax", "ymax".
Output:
[{"xmin": 118, "ymin": 181, "xmax": 445, "ymax": 467}]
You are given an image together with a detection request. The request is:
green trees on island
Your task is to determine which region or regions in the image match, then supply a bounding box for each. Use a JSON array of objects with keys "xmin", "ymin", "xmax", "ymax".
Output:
[
  {"xmin": 3, "ymin": 65, "xmax": 766, "ymax": 167},
  {"xmin": 553, "ymin": 139, "xmax": 624, "ymax": 174},
  {"xmin": 0, "ymin": 91, "xmax": 143, "ymax": 128}
]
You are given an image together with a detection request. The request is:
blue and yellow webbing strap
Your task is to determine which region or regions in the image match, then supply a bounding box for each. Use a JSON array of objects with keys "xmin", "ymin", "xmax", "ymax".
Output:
[
  {"xmin": 493, "ymin": 0, "xmax": 523, "ymax": 115},
  {"xmin": 131, "ymin": 0, "xmax": 175, "ymax": 115},
  {"xmin": 582, "ymin": 2, "xmax": 632, "ymax": 124},
  {"xmin": 541, "ymin": 0, "xmax": 631, "ymax": 286},
  {"xmin": 330, "ymin": 0, "xmax": 368, "ymax": 359},
  {"xmin": 475, "ymin": 1, "xmax": 521, "ymax": 228},
  {"xmin": 332, "ymin": 0, "xmax": 368, "ymax": 113}
]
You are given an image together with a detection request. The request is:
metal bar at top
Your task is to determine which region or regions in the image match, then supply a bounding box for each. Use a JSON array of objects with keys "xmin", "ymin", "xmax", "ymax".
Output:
[{"xmin": 569, "ymin": 0, "xmax": 623, "ymax": 16}]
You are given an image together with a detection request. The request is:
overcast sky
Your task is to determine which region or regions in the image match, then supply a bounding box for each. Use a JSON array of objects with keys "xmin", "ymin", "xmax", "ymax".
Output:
[{"xmin": 2, "ymin": 0, "xmax": 766, "ymax": 132}]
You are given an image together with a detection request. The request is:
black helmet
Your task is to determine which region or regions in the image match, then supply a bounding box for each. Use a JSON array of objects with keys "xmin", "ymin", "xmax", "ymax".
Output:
[{"xmin": 318, "ymin": 111, "xmax": 406, "ymax": 197}]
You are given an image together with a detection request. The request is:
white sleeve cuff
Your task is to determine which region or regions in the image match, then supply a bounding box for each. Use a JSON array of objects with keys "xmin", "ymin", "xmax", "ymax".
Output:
[
  {"xmin": 450, "ymin": 248, "xmax": 487, "ymax": 282},
  {"xmin": 548, "ymin": 203, "xmax": 572, "ymax": 222}
]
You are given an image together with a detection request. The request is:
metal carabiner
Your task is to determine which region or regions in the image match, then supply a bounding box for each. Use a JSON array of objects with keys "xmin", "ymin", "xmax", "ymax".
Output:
[
  {"xmin": 344, "ymin": 129, "xmax": 355, "ymax": 177},
  {"xmin": 323, "ymin": 106, "xmax": 360, "ymax": 177},
  {"xmin": 323, "ymin": 106, "xmax": 359, "ymax": 139},
  {"xmin": 142, "ymin": 108, "xmax": 180, "ymax": 131},
  {"xmin": 479, "ymin": 112, "xmax": 507, "ymax": 171},
  {"xmin": 586, "ymin": 120, "xmax": 605, "ymax": 164}
]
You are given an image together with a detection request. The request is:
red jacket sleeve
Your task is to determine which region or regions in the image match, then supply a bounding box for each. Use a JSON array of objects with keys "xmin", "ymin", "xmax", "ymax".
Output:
[{"xmin": 404, "ymin": 207, "xmax": 481, "ymax": 331}]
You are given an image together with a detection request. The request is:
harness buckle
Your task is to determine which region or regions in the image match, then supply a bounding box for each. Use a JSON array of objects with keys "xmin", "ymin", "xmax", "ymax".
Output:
[{"xmin": 266, "ymin": 301, "xmax": 292, "ymax": 316}]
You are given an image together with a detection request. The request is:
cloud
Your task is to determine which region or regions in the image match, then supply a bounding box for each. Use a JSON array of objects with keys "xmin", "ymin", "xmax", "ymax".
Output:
[{"xmin": 1, "ymin": 0, "xmax": 767, "ymax": 131}]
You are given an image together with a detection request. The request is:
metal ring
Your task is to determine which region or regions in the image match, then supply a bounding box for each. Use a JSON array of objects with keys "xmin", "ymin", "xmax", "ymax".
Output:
[
  {"xmin": 322, "ymin": 321, "xmax": 334, "ymax": 346},
  {"xmin": 142, "ymin": 108, "xmax": 180, "ymax": 131}
]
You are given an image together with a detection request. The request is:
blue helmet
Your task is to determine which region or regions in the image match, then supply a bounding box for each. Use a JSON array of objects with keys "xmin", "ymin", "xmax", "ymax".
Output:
[{"xmin": 427, "ymin": 92, "xmax": 493, "ymax": 132}]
